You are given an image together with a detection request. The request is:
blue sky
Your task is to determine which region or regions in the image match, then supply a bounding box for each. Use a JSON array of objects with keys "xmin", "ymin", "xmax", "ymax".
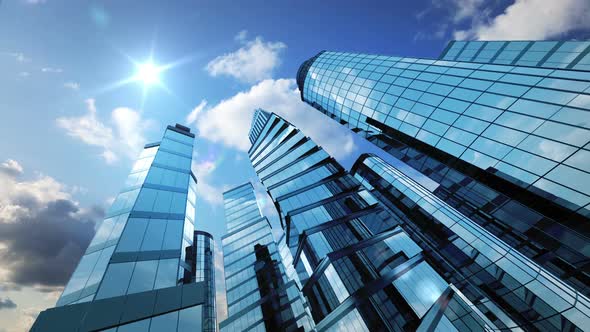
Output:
[{"xmin": 1, "ymin": 0, "xmax": 590, "ymax": 331}]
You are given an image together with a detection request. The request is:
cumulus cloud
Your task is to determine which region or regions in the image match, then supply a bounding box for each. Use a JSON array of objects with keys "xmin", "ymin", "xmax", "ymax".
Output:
[
  {"xmin": 186, "ymin": 79, "xmax": 357, "ymax": 160},
  {"xmin": 63, "ymin": 82, "xmax": 80, "ymax": 90},
  {"xmin": 205, "ymin": 34, "xmax": 286, "ymax": 83},
  {"xmin": 191, "ymin": 159, "xmax": 226, "ymax": 205},
  {"xmin": 0, "ymin": 160, "xmax": 103, "ymax": 288},
  {"xmin": 56, "ymin": 99, "xmax": 156, "ymax": 164},
  {"xmin": 454, "ymin": 0, "xmax": 590, "ymax": 40},
  {"xmin": 0, "ymin": 298, "xmax": 16, "ymax": 310},
  {"xmin": 0, "ymin": 160, "xmax": 24, "ymax": 177}
]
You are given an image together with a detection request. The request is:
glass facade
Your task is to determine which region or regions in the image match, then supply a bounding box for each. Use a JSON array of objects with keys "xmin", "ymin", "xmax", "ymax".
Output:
[
  {"xmin": 440, "ymin": 41, "xmax": 590, "ymax": 70},
  {"xmin": 219, "ymin": 182, "xmax": 313, "ymax": 332},
  {"xmin": 352, "ymin": 154, "xmax": 590, "ymax": 331},
  {"xmin": 186, "ymin": 231, "xmax": 217, "ymax": 332},
  {"xmin": 248, "ymin": 111, "xmax": 499, "ymax": 331},
  {"xmin": 32, "ymin": 124, "xmax": 217, "ymax": 332},
  {"xmin": 297, "ymin": 45, "xmax": 590, "ymax": 300}
]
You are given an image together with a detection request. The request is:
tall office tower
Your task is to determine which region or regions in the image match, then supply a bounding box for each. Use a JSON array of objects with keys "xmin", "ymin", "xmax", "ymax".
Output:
[
  {"xmin": 248, "ymin": 110, "xmax": 503, "ymax": 331},
  {"xmin": 32, "ymin": 124, "xmax": 216, "ymax": 332},
  {"xmin": 219, "ymin": 182, "xmax": 314, "ymax": 332},
  {"xmin": 352, "ymin": 154, "xmax": 589, "ymax": 331},
  {"xmin": 297, "ymin": 41, "xmax": 590, "ymax": 295}
]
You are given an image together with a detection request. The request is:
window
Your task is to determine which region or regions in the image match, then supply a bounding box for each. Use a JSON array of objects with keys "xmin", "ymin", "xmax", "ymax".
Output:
[
  {"xmin": 62, "ymin": 251, "xmax": 101, "ymax": 297},
  {"xmin": 495, "ymin": 111, "xmax": 543, "ymax": 132},
  {"xmin": 127, "ymin": 260, "xmax": 158, "ymax": 294},
  {"xmin": 135, "ymin": 188, "xmax": 157, "ymax": 211},
  {"xmin": 393, "ymin": 262, "xmax": 447, "ymax": 318},
  {"xmin": 154, "ymin": 259, "xmax": 179, "ymax": 289},
  {"xmin": 149, "ymin": 311, "xmax": 179, "ymax": 331},
  {"xmin": 483, "ymin": 124, "xmax": 526, "ymax": 146},
  {"xmin": 118, "ymin": 319, "xmax": 150, "ymax": 332},
  {"xmin": 95, "ymin": 262, "xmax": 134, "ymax": 299},
  {"xmin": 153, "ymin": 190, "xmax": 173, "ymax": 213},
  {"xmin": 178, "ymin": 305, "xmax": 203, "ymax": 331},
  {"xmin": 116, "ymin": 218, "xmax": 148, "ymax": 252},
  {"xmin": 162, "ymin": 219, "xmax": 183, "ymax": 250},
  {"xmin": 140, "ymin": 220, "xmax": 166, "ymax": 251}
]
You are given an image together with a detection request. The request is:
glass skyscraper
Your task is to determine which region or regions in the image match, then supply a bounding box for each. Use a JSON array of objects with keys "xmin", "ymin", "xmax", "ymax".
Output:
[
  {"xmin": 31, "ymin": 124, "xmax": 216, "ymax": 332},
  {"xmin": 219, "ymin": 182, "xmax": 313, "ymax": 332},
  {"xmin": 296, "ymin": 41, "xmax": 590, "ymax": 330},
  {"xmin": 248, "ymin": 110, "xmax": 503, "ymax": 331}
]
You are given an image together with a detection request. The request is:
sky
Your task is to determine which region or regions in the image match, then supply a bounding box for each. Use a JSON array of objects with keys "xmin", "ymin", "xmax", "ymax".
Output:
[{"xmin": 0, "ymin": 0, "xmax": 589, "ymax": 331}]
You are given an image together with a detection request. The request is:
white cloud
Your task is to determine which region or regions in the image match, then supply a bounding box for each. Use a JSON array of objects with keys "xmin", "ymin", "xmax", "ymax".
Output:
[
  {"xmin": 56, "ymin": 99, "xmax": 155, "ymax": 164},
  {"xmin": 0, "ymin": 171, "xmax": 71, "ymax": 223},
  {"xmin": 191, "ymin": 160, "xmax": 225, "ymax": 205},
  {"xmin": 63, "ymin": 82, "xmax": 80, "ymax": 90},
  {"xmin": 205, "ymin": 36, "xmax": 286, "ymax": 83},
  {"xmin": 185, "ymin": 100, "xmax": 207, "ymax": 125},
  {"xmin": 187, "ymin": 78, "xmax": 357, "ymax": 161},
  {"xmin": 0, "ymin": 160, "xmax": 23, "ymax": 177},
  {"xmin": 450, "ymin": 0, "xmax": 485, "ymax": 23},
  {"xmin": 454, "ymin": 0, "xmax": 590, "ymax": 40},
  {"xmin": 41, "ymin": 67, "xmax": 62, "ymax": 73},
  {"xmin": 25, "ymin": 0, "xmax": 47, "ymax": 4}
]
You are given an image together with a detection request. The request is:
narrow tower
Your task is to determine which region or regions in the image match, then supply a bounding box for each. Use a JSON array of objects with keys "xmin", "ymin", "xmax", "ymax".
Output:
[
  {"xmin": 32, "ymin": 124, "xmax": 217, "ymax": 332},
  {"xmin": 219, "ymin": 182, "xmax": 314, "ymax": 332}
]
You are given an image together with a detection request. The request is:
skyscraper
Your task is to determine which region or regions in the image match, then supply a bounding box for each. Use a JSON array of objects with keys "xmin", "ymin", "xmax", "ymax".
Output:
[
  {"xmin": 297, "ymin": 42, "xmax": 590, "ymax": 291},
  {"xmin": 219, "ymin": 182, "xmax": 313, "ymax": 332},
  {"xmin": 31, "ymin": 124, "xmax": 216, "ymax": 332},
  {"xmin": 248, "ymin": 110, "xmax": 502, "ymax": 331},
  {"xmin": 296, "ymin": 41, "xmax": 590, "ymax": 330}
]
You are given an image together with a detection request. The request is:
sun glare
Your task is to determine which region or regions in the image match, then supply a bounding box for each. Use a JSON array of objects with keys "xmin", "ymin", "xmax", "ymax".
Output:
[{"xmin": 136, "ymin": 62, "xmax": 160, "ymax": 85}]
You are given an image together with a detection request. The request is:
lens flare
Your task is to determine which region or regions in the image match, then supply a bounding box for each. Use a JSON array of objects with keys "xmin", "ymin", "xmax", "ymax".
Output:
[{"xmin": 135, "ymin": 62, "xmax": 161, "ymax": 85}]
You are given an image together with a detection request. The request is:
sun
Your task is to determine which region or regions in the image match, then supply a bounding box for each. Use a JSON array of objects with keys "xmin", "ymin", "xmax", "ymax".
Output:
[{"xmin": 135, "ymin": 61, "xmax": 161, "ymax": 85}]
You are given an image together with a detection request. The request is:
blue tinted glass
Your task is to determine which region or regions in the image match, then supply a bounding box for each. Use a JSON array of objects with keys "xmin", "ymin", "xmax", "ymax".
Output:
[
  {"xmin": 135, "ymin": 188, "xmax": 157, "ymax": 211},
  {"xmin": 140, "ymin": 220, "xmax": 166, "ymax": 251},
  {"xmin": 153, "ymin": 190, "xmax": 173, "ymax": 213},
  {"xmin": 150, "ymin": 311, "xmax": 179, "ymax": 331},
  {"xmin": 127, "ymin": 260, "xmax": 158, "ymax": 294},
  {"xmin": 117, "ymin": 219, "xmax": 148, "ymax": 252},
  {"xmin": 118, "ymin": 319, "xmax": 151, "ymax": 332},
  {"xmin": 178, "ymin": 305, "xmax": 202, "ymax": 332},
  {"xmin": 154, "ymin": 259, "xmax": 178, "ymax": 288},
  {"xmin": 162, "ymin": 219, "xmax": 183, "ymax": 250},
  {"xmin": 95, "ymin": 262, "xmax": 134, "ymax": 299}
]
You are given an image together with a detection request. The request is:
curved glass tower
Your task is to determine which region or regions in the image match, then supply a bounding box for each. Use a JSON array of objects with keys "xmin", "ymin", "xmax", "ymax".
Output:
[
  {"xmin": 296, "ymin": 41, "xmax": 590, "ymax": 330},
  {"xmin": 32, "ymin": 124, "xmax": 217, "ymax": 332}
]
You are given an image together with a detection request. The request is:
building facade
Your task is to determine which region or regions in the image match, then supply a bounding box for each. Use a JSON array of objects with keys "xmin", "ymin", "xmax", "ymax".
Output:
[
  {"xmin": 296, "ymin": 41, "xmax": 590, "ymax": 330},
  {"xmin": 248, "ymin": 110, "xmax": 504, "ymax": 331},
  {"xmin": 219, "ymin": 182, "xmax": 313, "ymax": 332},
  {"xmin": 31, "ymin": 124, "xmax": 216, "ymax": 332},
  {"xmin": 297, "ymin": 42, "xmax": 590, "ymax": 293},
  {"xmin": 353, "ymin": 154, "xmax": 589, "ymax": 331}
]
